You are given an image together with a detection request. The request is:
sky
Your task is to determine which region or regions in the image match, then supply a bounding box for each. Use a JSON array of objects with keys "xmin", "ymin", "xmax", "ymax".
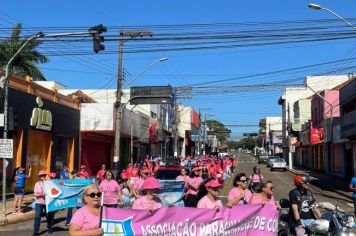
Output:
[{"xmin": 2, "ymin": 1, "xmax": 356, "ymax": 140}]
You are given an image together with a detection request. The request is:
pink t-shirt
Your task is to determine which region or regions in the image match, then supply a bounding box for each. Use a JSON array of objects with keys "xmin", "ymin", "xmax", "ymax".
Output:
[
  {"xmin": 70, "ymin": 205, "xmax": 100, "ymax": 230},
  {"xmin": 96, "ymin": 170, "xmax": 105, "ymax": 181},
  {"xmin": 249, "ymin": 174, "xmax": 263, "ymax": 183},
  {"xmin": 197, "ymin": 195, "xmax": 223, "ymax": 209},
  {"xmin": 186, "ymin": 177, "xmax": 203, "ymax": 195},
  {"xmin": 99, "ymin": 179, "xmax": 120, "ymax": 205},
  {"xmin": 132, "ymin": 196, "xmax": 162, "ymax": 210},
  {"xmin": 176, "ymin": 175, "xmax": 189, "ymax": 182},
  {"xmin": 227, "ymin": 188, "xmax": 252, "ymax": 205},
  {"xmin": 133, "ymin": 178, "xmax": 144, "ymax": 191},
  {"xmin": 79, "ymin": 171, "xmax": 90, "ymax": 179},
  {"xmin": 34, "ymin": 181, "xmax": 45, "ymax": 205},
  {"xmin": 250, "ymin": 193, "xmax": 276, "ymax": 206}
]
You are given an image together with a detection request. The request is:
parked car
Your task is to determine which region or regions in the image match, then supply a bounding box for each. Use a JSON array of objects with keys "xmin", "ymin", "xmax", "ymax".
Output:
[
  {"xmin": 257, "ymin": 155, "xmax": 269, "ymax": 164},
  {"xmin": 155, "ymin": 166, "xmax": 181, "ymax": 180},
  {"xmin": 270, "ymin": 158, "xmax": 287, "ymax": 171},
  {"xmin": 266, "ymin": 156, "xmax": 280, "ymax": 167}
]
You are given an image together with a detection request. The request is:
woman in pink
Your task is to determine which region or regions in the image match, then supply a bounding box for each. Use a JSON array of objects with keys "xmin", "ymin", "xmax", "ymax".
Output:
[
  {"xmin": 197, "ymin": 179, "xmax": 223, "ymax": 209},
  {"xmin": 69, "ymin": 185, "xmax": 104, "ymax": 236},
  {"xmin": 227, "ymin": 173, "xmax": 252, "ymax": 207},
  {"xmin": 96, "ymin": 164, "xmax": 106, "ymax": 182},
  {"xmin": 185, "ymin": 167, "xmax": 203, "ymax": 207},
  {"xmin": 248, "ymin": 166, "xmax": 263, "ymax": 192},
  {"xmin": 33, "ymin": 170, "xmax": 53, "ymax": 235},
  {"xmin": 99, "ymin": 170, "xmax": 122, "ymax": 208},
  {"xmin": 249, "ymin": 180, "xmax": 278, "ymax": 207},
  {"xmin": 132, "ymin": 177, "xmax": 163, "ymax": 211},
  {"xmin": 132, "ymin": 169, "xmax": 149, "ymax": 199}
]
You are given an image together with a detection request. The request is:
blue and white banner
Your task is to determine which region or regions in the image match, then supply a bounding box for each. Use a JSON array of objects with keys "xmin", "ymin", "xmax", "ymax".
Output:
[
  {"xmin": 158, "ymin": 180, "xmax": 185, "ymax": 207},
  {"xmin": 44, "ymin": 178, "xmax": 94, "ymax": 212}
]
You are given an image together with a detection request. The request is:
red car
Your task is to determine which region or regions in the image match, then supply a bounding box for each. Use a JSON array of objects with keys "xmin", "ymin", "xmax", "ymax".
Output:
[{"xmin": 155, "ymin": 166, "xmax": 182, "ymax": 180}]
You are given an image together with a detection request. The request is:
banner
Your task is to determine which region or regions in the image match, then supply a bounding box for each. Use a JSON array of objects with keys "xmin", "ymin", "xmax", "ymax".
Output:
[
  {"xmin": 101, "ymin": 204, "xmax": 278, "ymax": 236},
  {"xmin": 44, "ymin": 178, "xmax": 94, "ymax": 212},
  {"xmin": 158, "ymin": 180, "xmax": 185, "ymax": 207}
]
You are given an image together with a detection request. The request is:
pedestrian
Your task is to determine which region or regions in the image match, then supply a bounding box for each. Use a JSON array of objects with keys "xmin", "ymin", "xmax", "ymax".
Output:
[
  {"xmin": 197, "ymin": 179, "xmax": 223, "ymax": 210},
  {"xmin": 132, "ymin": 169, "xmax": 149, "ymax": 199},
  {"xmin": 99, "ymin": 170, "xmax": 123, "ymax": 208},
  {"xmin": 248, "ymin": 166, "xmax": 263, "ymax": 192},
  {"xmin": 132, "ymin": 177, "xmax": 163, "ymax": 211},
  {"xmin": 78, "ymin": 165, "xmax": 90, "ymax": 179},
  {"xmin": 59, "ymin": 164, "xmax": 69, "ymax": 180},
  {"xmin": 33, "ymin": 170, "xmax": 53, "ymax": 235},
  {"xmin": 349, "ymin": 175, "xmax": 356, "ymax": 217},
  {"xmin": 185, "ymin": 166, "xmax": 203, "ymax": 207},
  {"xmin": 118, "ymin": 179, "xmax": 132, "ymax": 207},
  {"xmin": 13, "ymin": 166, "xmax": 32, "ymax": 215},
  {"xmin": 96, "ymin": 164, "xmax": 106, "ymax": 182},
  {"xmin": 249, "ymin": 180, "xmax": 277, "ymax": 207},
  {"xmin": 227, "ymin": 173, "xmax": 252, "ymax": 207},
  {"xmin": 47, "ymin": 172, "xmax": 57, "ymax": 230},
  {"xmin": 68, "ymin": 184, "xmax": 104, "ymax": 236}
]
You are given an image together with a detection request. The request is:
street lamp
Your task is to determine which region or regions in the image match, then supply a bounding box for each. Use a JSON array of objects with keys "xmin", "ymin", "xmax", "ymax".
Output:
[
  {"xmin": 124, "ymin": 57, "xmax": 168, "ymax": 88},
  {"xmin": 308, "ymin": 3, "xmax": 356, "ymax": 31}
]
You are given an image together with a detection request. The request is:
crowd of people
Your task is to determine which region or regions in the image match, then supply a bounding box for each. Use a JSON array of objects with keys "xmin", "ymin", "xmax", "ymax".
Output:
[{"xmin": 11, "ymin": 153, "xmax": 320, "ymax": 236}]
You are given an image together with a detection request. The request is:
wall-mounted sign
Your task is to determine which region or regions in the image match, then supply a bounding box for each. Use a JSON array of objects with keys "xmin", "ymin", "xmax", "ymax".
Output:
[
  {"xmin": 30, "ymin": 97, "xmax": 52, "ymax": 131},
  {"xmin": 0, "ymin": 139, "xmax": 13, "ymax": 159}
]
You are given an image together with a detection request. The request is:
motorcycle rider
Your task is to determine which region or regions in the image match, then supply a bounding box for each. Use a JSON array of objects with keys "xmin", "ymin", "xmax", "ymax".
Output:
[
  {"xmin": 289, "ymin": 175, "xmax": 321, "ymax": 235},
  {"xmin": 248, "ymin": 166, "xmax": 263, "ymax": 192}
]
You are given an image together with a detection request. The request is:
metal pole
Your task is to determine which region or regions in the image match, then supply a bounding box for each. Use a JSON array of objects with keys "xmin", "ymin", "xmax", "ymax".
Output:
[
  {"xmin": 130, "ymin": 105, "xmax": 137, "ymax": 172},
  {"xmin": 203, "ymin": 114, "xmax": 207, "ymax": 155}
]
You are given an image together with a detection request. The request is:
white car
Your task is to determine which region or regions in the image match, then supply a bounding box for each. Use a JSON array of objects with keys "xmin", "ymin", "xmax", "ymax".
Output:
[{"xmin": 270, "ymin": 158, "xmax": 287, "ymax": 171}]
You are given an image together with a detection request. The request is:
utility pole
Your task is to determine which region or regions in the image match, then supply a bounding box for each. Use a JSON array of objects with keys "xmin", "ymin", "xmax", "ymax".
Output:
[
  {"xmin": 173, "ymin": 97, "xmax": 179, "ymax": 158},
  {"xmin": 113, "ymin": 30, "xmax": 152, "ymax": 177}
]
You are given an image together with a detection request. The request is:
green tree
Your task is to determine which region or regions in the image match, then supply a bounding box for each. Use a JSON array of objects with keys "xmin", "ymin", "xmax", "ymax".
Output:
[
  {"xmin": 0, "ymin": 23, "xmax": 48, "ymax": 80},
  {"xmin": 205, "ymin": 119, "xmax": 230, "ymax": 144}
]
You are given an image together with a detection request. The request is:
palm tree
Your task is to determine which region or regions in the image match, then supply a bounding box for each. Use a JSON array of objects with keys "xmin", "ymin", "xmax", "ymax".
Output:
[{"xmin": 0, "ymin": 23, "xmax": 48, "ymax": 81}]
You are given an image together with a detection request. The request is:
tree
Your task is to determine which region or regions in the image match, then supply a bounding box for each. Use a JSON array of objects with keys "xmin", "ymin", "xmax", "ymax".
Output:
[
  {"xmin": 226, "ymin": 137, "xmax": 256, "ymax": 150},
  {"xmin": 0, "ymin": 23, "xmax": 48, "ymax": 80},
  {"xmin": 205, "ymin": 119, "xmax": 230, "ymax": 144}
]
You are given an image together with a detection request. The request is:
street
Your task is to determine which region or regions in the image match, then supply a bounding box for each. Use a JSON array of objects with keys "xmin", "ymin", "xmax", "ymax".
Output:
[{"xmin": 0, "ymin": 152, "xmax": 353, "ymax": 235}]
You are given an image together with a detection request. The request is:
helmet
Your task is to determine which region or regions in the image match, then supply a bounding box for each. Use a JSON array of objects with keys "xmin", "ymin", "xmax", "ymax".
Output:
[
  {"xmin": 253, "ymin": 166, "xmax": 260, "ymax": 172},
  {"xmin": 294, "ymin": 175, "xmax": 311, "ymax": 186}
]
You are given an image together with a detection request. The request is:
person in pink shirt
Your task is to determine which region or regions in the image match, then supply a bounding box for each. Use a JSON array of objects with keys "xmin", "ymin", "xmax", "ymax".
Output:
[
  {"xmin": 176, "ymin": 168, "xmax": 190, "ymax": 196},
  {"xmin": 132, "ymin": 169, "xmax": 149, "ymax": 199},
  {"xmin": 249, "ymin": 180, "xmax": 278, "ymax": 208},
  {"xmin": 185, "ymin": 167, "xmax": 203, "ymax": 207},
  {"xmin": 132, "ymin": 177, "xmax": 163, "ymax": 211},
  {"xmin": 69, "ymin": 184, "xmax": 103, "ymax": 236},
  {"xmin": 78, "ymin": 165, "xmax": 90, "ymax": 179},
  {"xmin": 99, "ymin": 170, "xmax": 123, "ymax": 208},
  {"xmin": 197, "ymin": 179, "xmax": 223, "ymax": 210},
  {"xmin": 33, "ymin": 170, "xmax": 53, "ymax": 235},
  {"xmin": 248, "ymin": 166, "xmax": 263, "ymax": 192},
  {"xmin": 96, "ymin": 164, "xmax": 106, "ymax": 182},
  {"xmin": 227, "ymin": 173, "xmax": 252, "ymax": 207}
]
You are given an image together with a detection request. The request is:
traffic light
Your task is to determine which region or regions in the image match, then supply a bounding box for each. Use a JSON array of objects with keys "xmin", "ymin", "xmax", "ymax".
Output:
[{"xmin": 89, "ymin": 24, "xmax": 107, "ymax": 53}]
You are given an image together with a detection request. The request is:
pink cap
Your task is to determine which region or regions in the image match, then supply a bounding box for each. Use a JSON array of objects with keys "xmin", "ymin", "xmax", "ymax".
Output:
[
  {"xmin": 18, "ymin": 167, "xmax": 25, "ymax": 171},
  {"xmin": 142, "ymin": 177, "xmax": 163, "ymax": 190},
  {"xmin": 192, "ymin": 167, "xmax": 200, "ymax": 172},
  {"xmin": 38, "ymin": 170, "xmax": 47, "ymax": 176},
  {"xmin": 49, "ymin": 172, "xmax": 56, "ymax": 178},
  {"xmin": 205, "ymin": 180, "xmax": 222, "ymax": 188},
  {"xmin": 80, "ymin": 165, "xmax": 86, "ymax": 169}
]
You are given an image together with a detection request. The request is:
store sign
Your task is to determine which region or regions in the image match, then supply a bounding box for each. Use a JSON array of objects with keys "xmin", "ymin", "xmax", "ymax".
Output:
[
  {"xmin": 310, "ymin": 128, "xmax": 323, "ymax": 144},
  {"xmin": 272, "ymin": 131, "xmax": 283, "ymax": 144},
  {"xmin": 30, "ymin": 97, "xmax": 52, "ymax": 131},
  {"xmin": 0, "ymin": 139, "xmax": 13, "ymax": 159}
]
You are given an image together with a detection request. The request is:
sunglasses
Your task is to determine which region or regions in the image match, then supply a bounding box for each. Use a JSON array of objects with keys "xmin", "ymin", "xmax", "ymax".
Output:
[{"xmin": 86, "ymin": 192, "xmax": 102, "ymax": 198}]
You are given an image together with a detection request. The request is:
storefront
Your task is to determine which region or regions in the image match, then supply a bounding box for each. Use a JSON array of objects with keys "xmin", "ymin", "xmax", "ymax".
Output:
[
  {"xmin": 311, "ymin": 127, "xmax": 324, "ymax": 171},
  {"xmin": 0, "ymin": 75, "xmax": 80, "ymax": 192}
]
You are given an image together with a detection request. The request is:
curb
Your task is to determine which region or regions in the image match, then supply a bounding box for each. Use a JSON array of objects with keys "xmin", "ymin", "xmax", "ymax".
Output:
[
  {"xmin": 287, "ymin": 169, "xmax": 352, "ymax": 201},
  {"xmin": 0, "ymin": 211, "xmax": 35, "ymax": 226}
]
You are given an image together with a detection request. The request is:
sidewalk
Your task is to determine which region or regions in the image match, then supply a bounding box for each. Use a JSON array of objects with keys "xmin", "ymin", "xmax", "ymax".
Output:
[
  {"xmin": 0, "ymin": 194, "xmax": 35, "ymax": 226},
  {"xmin": 288, "ymin": 166, "xmax": 353, "ymax": 200}
]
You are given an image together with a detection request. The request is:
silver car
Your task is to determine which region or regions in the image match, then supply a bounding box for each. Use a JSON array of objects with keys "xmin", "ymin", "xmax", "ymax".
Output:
[{"xmin": 270, "ymin": 158, "xmax": 287, "ymax": 171}]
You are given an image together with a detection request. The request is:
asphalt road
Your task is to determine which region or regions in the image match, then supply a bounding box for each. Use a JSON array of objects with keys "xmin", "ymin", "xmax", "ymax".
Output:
[{"xmin": 0, "ymin": 152, "xmax": 353, "ymax": 235}]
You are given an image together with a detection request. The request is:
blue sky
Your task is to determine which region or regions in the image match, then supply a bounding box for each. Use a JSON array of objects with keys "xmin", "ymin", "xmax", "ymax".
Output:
[{"xmin": 1, "ymin": 1, "xmax": 356, "ymax": 139}]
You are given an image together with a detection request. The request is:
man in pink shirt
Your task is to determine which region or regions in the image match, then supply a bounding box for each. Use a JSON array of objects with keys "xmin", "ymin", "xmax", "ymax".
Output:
[
  {"xmin": 197, "ymin": 179, "xmax": 223, "ymax": 209},
  {"xmin": 78, "ymin": 165, "xmax": 90, "ymax": 179}
]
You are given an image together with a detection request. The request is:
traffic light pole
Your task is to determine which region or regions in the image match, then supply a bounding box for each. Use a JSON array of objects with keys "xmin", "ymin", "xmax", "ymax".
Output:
[{"xmin": 0, "ymin": 27, "xmax": 105, "ymax": 220}]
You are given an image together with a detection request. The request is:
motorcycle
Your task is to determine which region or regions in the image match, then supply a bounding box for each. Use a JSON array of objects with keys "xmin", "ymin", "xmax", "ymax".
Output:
[{"xmin": 278, "ymin": 198, "xmax": 356, "ymax": 236}]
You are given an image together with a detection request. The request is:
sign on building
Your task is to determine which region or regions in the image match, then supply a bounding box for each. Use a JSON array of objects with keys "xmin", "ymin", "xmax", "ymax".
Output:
[
  {"xmin": 0, "ymin": 139, "xmax": 13, "ymax": 159},
  {"xmin": 130, "ymin": 86, "xmax": 172, "ymax": 105}
]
